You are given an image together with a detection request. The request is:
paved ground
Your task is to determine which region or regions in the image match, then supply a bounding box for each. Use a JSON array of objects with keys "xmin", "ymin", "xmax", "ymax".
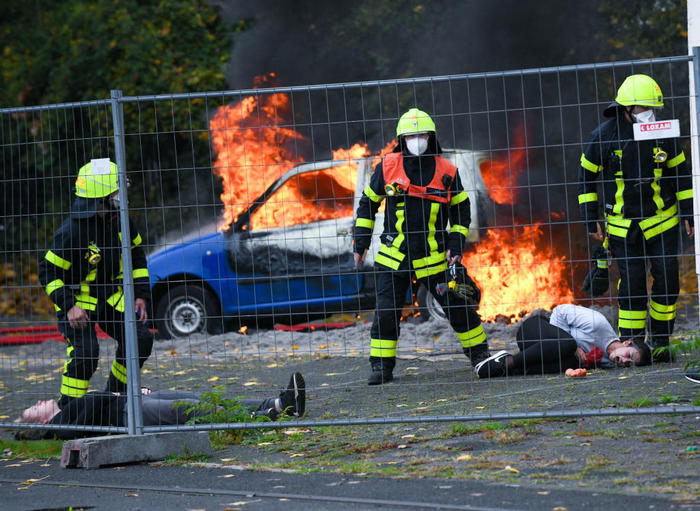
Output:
[{"xmin": 1, "ymin": 317, "xmax": 699, "ymax": 509}]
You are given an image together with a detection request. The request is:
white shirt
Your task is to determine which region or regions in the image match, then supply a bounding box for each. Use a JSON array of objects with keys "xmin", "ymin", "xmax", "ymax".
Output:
[{"xmin": 549, "ymin": 304, "xmax": 618, "ymax": 367}]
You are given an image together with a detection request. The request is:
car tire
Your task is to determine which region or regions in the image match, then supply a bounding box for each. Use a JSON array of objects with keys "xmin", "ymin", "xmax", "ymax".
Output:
[
  {"xmin": 416, "ymin": 283, "xmax": 448, "ymax": 324},
  {"xmin": 155, "ymin": 285, "xmax": 222, "ymax": 339}
]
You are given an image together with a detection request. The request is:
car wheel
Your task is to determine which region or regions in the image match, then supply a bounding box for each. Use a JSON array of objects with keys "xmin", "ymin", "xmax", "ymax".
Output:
[
  {"xmin": 155, "ymin": 285, "xmax": 222, "ymax": 339},
  {"xmin": 416, "ymin": 283, "xmax": 448, "ymax": 323}
]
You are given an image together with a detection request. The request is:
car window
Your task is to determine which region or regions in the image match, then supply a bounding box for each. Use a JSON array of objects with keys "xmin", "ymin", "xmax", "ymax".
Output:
[{"xmin": 250, "ymin": 164, "xmax": 357, "ymax": 230}]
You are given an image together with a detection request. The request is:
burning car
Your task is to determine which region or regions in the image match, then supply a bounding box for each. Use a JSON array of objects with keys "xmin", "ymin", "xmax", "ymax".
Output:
[{"xmin": 148, "ymin": 150, "xmax": 490, "ymax": 338}]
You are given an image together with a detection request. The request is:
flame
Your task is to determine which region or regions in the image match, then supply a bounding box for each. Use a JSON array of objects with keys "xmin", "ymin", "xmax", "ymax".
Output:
[
  {"xmin": 479, "ymin": 132, "xmax": 527, "ymax": 205},
  {"xmin": 463, "ymin": 224, "xmax": 573, "ymax": 321}
]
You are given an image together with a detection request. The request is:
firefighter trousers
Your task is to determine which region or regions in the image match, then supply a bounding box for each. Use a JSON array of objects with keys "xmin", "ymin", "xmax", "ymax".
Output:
[
  {"xmin": 56, "ymin": 304, "xmax": 154, "ymax": 409},
  {"xmin": 369, "ymin": 265, "xmax": 487, "ymax": 368},
  {"xmin": 608, "ymin": 224, "xmax": 679, "ymax": 346}
]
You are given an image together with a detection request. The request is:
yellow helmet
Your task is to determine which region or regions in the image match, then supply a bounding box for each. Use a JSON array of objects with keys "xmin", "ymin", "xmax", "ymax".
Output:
[
  {"xmin": 396, "ymin": 108, "xmax": 436, "ymax": 138},
  {"xmin": 604, "ymin": 74, "xmax": 663, "ymax": 117},
  {"xmin": 74, "ymin": 158, "xmax": 119, "ymax": 198}
]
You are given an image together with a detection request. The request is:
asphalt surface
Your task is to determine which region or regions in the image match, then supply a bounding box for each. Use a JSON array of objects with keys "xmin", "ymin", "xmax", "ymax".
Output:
[
  {"xmin": 0, "ymin": 459, "xmax": 692, "ymax": 511},
  {"xmin": 1, "ymin": 322, "xmax": 699, "ymax": 510}
]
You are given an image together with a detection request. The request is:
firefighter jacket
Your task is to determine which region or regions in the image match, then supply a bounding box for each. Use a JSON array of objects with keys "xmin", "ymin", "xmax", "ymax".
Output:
[
  {"xmin": 353, "ymin": 148, "xmax": 471, "ymax": 279},
  {"xmin": 578, "ymin": 116, "xmax": 692, "ymax": 240},
  {"xmin": 38, "ymin": 213, "xmax": 150, "ymax": 315}
]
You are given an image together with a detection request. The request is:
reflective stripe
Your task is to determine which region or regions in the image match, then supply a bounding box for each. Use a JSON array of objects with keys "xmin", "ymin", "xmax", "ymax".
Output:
[
  {"xmin": 45, "ymin": 250, "xmax": 71, "ymax": 270},
  {"xmin": 613, "ymin": 173, "xmax": 624, "ymax": 216},
  {"xmin": 450, "ymin": 190, "xmax": 468, "ymax": 205},
  {"xmin": 638, "ymin": 202, "xmax": 678, "ymax": 239},
  {"xmin": 580, "ymin": 154, "xmax": 603, "ymax": 173},
  {"xmin": 111, "ymin": 360, "xmax": 128, "ymax": 384},
  {"xmin": 650, "ymin": 167, "xmax": 665, "ymax": 212},
  {"xmin": 578, "ymin": 192, "xmax": 598, "ymax": 204},
  {"xmin": 597, "ymin": 259, "xmax": 608, "ymax": 269},
  {"xmin": 415, "ymin": 261, "xmax": 448, "ymax": 279},
  {"xmin": 450, "ymin": 224, "xmax": 469, "ymax": 238},
  {"xmin": 412, "ymin": 251, "xmax": 447, "ymax": 278},
  {"xmin": 457, "ymin": 325, "xmax": 487, "ymax": 348},
  {"xmin": 606, "ymin": 215, "xmax": 632, "ymax": 238},
  {"xmin": 375, "ymin": 252, "xmax": 401, "ymax": 270},
  {"xmin": 666, "ymin": 152, "xmax": 685, "ymax": 168},
  {"xmin": 84, "ymin": 269, "xmax": 97, "ymax": 283},
  {"xmin": 107, "ymin": 289, "xmax": 125, "ymax": 312},
  {"xmin": 618, "ymin": 309, "xmax": 647, "ymax": 330},
  {"xmin": 355, "ymin": 217, "xmax": 375, "ymax": 229},
  {"xmin": 370, "ymin": 338, "xmax": 398, "ymax": 358},
  {"xmin": 133, "ymin": 268, "xmax": 149, "ymax": 279},
  {"xmin": 649, "ymin": 300, "xmax": 676, "ymax": 322},
  {"xmin": 676, "ymin": 189, "xmax": 693, "ymax": 201},
  {"xmin": 426, "ymin": 203, "xmax": 439, "ymax": 254},
  {"xmin": 60, "ymin": 375, "xmax": 90, "ymax": 398},
  {"xmin": 364, "ymin": 184, "xmax": 383, "ymax": 203},
  {"xmin": 412, "ymin": 251, "xmax": 446, "ymax": 269},
  {"xmin": 45, "ymin": 279, "xmax": 65, "ymax": 296},
  {"xmin": 132, "ymin": 233, "xmax": 142, "ymax": 246}
]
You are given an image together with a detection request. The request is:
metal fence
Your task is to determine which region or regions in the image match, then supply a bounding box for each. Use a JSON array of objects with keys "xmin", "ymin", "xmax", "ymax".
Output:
[{"xmin": 2, "ymin": 53, "xmax": 700, "ymax": 438}]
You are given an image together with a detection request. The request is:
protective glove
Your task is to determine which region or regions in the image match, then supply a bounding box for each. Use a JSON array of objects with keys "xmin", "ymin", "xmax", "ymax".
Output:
[
  {"xmin": 581, "ymin": 245, "xmax": 610, "ymax": 297},
  {"xmin": 447, "ymin": 264, "xmax": 481, "ymax": 306}
]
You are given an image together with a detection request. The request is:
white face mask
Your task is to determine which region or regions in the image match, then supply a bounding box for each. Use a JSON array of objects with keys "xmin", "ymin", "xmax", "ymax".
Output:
[
  {"xmin": 405, "ymin": 136, "xmax": 429, "ymax": 155},
  {"xmin": 633, "ymin": 109, "xmax": 656, "ymax": 123}
]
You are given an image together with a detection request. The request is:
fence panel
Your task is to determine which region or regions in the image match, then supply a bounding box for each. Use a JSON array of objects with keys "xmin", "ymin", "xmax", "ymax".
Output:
[{"xmin": 2, "ymin": 55, "xmax": 699, "ymax": 437}]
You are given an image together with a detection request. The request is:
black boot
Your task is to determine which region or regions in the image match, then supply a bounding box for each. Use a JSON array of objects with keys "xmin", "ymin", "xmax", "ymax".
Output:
[
  {"xmin": 464, "ymin": 342, "xmax": 490, "ymax": 368},
  {"xmin": 650, "ymin": 336, "xmax": 673, "ymax": 363},
  {"xmin": 368, "ymin": 356, "xmax": 395, "ymax": 385}
]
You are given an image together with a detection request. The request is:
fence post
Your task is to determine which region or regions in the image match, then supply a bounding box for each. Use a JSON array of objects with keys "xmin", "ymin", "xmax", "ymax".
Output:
[
  {"xmin": 690, "ymin": 48, "xmax": 700, "ymax": 326},
  {"xmin": 111, "ymin": 89, "xmax": 144, "ymax": 435}
]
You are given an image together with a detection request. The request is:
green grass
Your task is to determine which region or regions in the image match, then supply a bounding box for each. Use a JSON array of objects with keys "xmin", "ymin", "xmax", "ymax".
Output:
[{"xmin": 0, "ymin": 439, "xmax": 62, "ymax": 459}]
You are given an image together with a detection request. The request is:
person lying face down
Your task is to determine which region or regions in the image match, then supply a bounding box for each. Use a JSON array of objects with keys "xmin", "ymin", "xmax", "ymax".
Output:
[
  {"xmin": 475, "ymin": 305, "xmax": 651, "ymax": 378},
  {"xmin": 18, "ymin": 373, "xmax": 306, "ymax": 440}
]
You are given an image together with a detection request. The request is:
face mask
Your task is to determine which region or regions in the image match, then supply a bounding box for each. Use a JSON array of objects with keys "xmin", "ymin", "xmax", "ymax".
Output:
[
  {"xmin": 633, "ymin": 109, "xmax": 655, "ymax": 123},
  {"xmin": 108, "ymin": 194, "xmax": 120, "ymax": 210},
  {"xmin": 405, "ymin": 136, "xmax": 429, "ymax": 155}
]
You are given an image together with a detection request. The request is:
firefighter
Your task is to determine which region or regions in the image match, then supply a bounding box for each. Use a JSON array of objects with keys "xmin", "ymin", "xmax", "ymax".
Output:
[
  {"xmin": 354, "ymin": 108, "xmax": 491, "ymax": 385},
  {"xmin": 38, "ymin": 159, "xmax": 154, "ymax": 409},
  {"xmin": 578, "ymin": 74, "xmax": 693, "ymax": 362}
]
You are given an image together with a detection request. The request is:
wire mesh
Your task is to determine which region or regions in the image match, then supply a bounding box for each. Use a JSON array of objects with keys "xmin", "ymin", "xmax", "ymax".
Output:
[{"xmin": 1, "ymin": 55, "xmax": 699, "ymax": 438}]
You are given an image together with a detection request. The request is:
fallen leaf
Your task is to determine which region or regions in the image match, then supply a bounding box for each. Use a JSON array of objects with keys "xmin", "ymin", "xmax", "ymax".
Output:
[
  {"xmin": 455, "ymin": 454, "xmax": 472, "ymax": 461},
  {"xmin": 207, "ymin": 376, "xmax": 220, "ymax": 382},
  {"xmin": 504, "ymin": 465, "xmax": 520, "ymax": 473}
]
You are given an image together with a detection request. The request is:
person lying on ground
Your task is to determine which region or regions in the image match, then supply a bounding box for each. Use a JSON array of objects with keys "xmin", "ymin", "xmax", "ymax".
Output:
[
  {"xmin": 475, "ymin": 305, "xmax": 651, "ymax": 378},
  {"xmin": 17, "ymin": 372, "xmax": 305, "ymax": 440}
]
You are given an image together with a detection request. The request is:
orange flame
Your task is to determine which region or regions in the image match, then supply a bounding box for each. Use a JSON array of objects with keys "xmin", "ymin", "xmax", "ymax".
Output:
[
  {"xmin": 463, "ymin": 224, "xmax": 573, "ymax": 321},
  {"xmin": 479, "ymin": 132, "xmax": 527, "ymax": 205}
]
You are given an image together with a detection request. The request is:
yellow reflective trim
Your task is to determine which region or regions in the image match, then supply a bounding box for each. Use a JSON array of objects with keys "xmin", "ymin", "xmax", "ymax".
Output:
[
  {"xmin": 676, "ymin": 189, "xmax": 693, "ymax": 201},
  {"xmin": 415, "ymin": 261, "xmax": 448, "ymax": 279},
  {"xmin": 45, "ymin": 279, "xmax": 65, "ymax": 296},
  {"xmin": 375, "ymin": 253, "xmax": 401, "ymax": 270},
  {"xmin": 644, "ymin": 215, "xmax": 679, "ymax": 239},
  {"xmin": 84, "ymin": 269, "xmax": 97, "ymax": 283},
  {"xmin": 60, "ymin": 375, "xmax": 90, "ymax": 398},
  {"xmin": 111, "ymin": 360, "xmax": 128, "ymax": 384},
  {"xmin": 618, "ymin": 318, "xmax": 646, "ymax": 329},
  {"xmin": 650, "ymin": 167, "xmax": 665, "ymax": 211},
  {"xmin": 649, "ymin": 301, "xmax": 676, "ymax": 321},
  {"xmin": 450, "ymin": 190, "xmax": 468, "ymax": 205},
  {"xmin": 457, "ymin": 325, "xmax": 487, "ymax": 348},
  {"xmin": 107, "ymin": 289, "xmax": 125, "ymax": 312},
  {"xmin": 132, "ymin": 233, "xmax": 142, "ymax": 246},
  {"xmin": 619, "ymin": 309, "xmax": 647, "ymax": 319},
  {"xmin": 412, "ymin": 251, "xmax": 446, "ymax": 269},
  {"xmin": 450, "ymin": 224, "xmax": 469, "ymax": 238},
  {"xmin": 133, "ymin": 268, "xmax": 149, "ymax": 279},
  {"xmin": 393, "ymin": 205, "xmax": 405, "ymax": 248},
  {"xmin": 355, "ymin": 217, "xmax": 375, "ymax": 229},
  {"xmin": 597, "ymin": 259, "xmax": 608, "ymax": 269},
  {"xmin": 613, "ymin": 175, "xmax": 625, "ymax": 215},
  {"xmin": 650, "ymin": 300, "xmax": 676, "ymax": 313},
  {"xmin": 607, "ymin": 225, "xmax": 627, "ymax": 238},
  {"xmin": 370, "ymin": 338, "xmax": 398, "ymax": 357},
  {"xmin": 666, "ymin": 152, "xmax": 685, "ymax": 168},
  {"xmin": 578, "ymin": 192, "xmax": 598, "ymax": 204},
  {"xmin": 427, "ymin": 203, "xmax": 439, "ymax": 254},
  {"xmin": 45, "ymin": 250, "xmax": 71, "ymax": 270},
  {"xmin": 364, "ymin": 184, "xmax": 382, "ymax": 203},
  {"xmin": 580, "ymin": 154, "xmax": 603, "ymax": 173}
]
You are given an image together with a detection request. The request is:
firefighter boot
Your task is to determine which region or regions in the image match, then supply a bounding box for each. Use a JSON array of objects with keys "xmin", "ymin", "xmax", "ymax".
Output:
[
  {"xmin": 368, "ymin": 356, "xmax": 395, "ymax": 385},
  {"xmin": 464, "ymin": 342, "xmax": 490, "ymax": 368},
  {"xmin": 650, "ymin": 336, "xmax": 674, "ymax": 363}
]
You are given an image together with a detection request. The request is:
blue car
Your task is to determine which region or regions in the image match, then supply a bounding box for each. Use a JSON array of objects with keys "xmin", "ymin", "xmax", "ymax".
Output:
[{"xmin": 148, "ymin": 152, "xmax": 488, "ymax": 338}]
